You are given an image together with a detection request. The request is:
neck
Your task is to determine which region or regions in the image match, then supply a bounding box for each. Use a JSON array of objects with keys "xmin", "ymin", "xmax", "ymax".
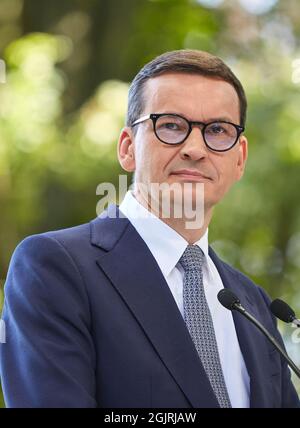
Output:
[{"xmin": 133, "ymin": 189, "xmax": 213, "ymax": 244}]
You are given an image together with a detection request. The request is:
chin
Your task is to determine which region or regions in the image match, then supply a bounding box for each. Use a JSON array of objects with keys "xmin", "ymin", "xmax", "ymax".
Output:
[{"xmin": 164, "ymin": 190, "xmax": 204, "ymax": 219}]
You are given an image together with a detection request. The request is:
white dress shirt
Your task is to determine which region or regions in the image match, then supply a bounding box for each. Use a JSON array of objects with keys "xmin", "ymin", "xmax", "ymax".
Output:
[{"xmin": 119, "ymin": 190, "xmax": 250, "ymax": 408}]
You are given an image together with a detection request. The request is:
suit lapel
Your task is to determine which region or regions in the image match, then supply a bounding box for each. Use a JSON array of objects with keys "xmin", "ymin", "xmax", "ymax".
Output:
[
  {"xmin": 209, "ymin": 247, "xmax": 275, "ymax": 408},
  {"xmin": 91, "ymin": 205, "xmax": 275, "ymax": 407},
  {"xmin": 90, "ymin": 205, "xmax": 219, "ymax": 408}
]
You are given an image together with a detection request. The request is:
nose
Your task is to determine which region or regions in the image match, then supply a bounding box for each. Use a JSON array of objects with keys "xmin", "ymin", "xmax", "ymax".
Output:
[{"xmin": 179, "ymin": 126, "xmax": 208, "ymax": 160}]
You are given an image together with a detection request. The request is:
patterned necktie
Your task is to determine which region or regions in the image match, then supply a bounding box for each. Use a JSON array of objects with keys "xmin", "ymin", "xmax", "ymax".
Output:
[{"xmin": 180, "ymin": 244, "xmax": 232, "ymax": 408}]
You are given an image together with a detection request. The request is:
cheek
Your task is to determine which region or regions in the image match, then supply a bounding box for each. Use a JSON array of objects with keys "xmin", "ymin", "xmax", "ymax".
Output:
[
  {"xmin": 135, "ymin": 135, "xmax": 177, "ymax": 182},
  {"xmin": 212, "ymin": 157, "xmax": 239, "ymax": 188},
  {"xmin": 142, "ymin": 149, "xmax": 166, "ymax": 173},
  {"xmin": 135, "ymin": 144, "xmax": 155, "ymax": 179},
  {"xmin": 222, "ymin": 163, "xmax": 240, "ymax": 188}
]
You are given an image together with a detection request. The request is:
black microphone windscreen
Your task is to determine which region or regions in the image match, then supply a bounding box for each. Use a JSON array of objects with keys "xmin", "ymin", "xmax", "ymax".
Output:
[
  {"xmin": 270, "ymin": 299, "xmax": 295, "ymax": 323},
  {"xmin": 217, "ymin": 289, "xmax": 240, "ymax": 310}
]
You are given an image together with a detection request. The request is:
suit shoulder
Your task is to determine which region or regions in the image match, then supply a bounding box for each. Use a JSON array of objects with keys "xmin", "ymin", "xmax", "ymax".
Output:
[
  {"xmin": 14, "ymin": 221, "xmax": 92, "ymax": 256},
  {"xmin": 6, "ymin": 222, "xmax": 94, "ymax": 303}
]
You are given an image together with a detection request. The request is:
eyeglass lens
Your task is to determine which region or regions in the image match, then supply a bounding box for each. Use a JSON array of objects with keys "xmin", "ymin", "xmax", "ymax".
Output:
[{"xmin": 155, "ymin": 115, "xmax": 238, "ymax": 150}]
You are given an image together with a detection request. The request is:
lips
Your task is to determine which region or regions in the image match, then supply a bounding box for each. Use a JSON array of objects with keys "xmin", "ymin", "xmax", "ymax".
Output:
[{"xmin": 171, "ymin": 169, "xmax": 211, "ymax": 181}]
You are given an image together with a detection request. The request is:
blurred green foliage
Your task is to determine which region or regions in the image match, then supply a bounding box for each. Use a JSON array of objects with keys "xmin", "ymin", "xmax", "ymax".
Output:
[{"xmin": 0, "ymin": 0, "xmax": 300, "ymax": 406}]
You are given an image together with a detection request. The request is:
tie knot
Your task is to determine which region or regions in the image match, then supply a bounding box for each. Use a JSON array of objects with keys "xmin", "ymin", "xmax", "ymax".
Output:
[{"xmin": 179, "ymin": 244, "xmax": 204, "ymax": 272}]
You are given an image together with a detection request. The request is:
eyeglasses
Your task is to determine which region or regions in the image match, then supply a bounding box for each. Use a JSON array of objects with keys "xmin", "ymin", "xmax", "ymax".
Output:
[{"xmin": 131, "ymin": 113, "xmax": 244, "ymax": 152}]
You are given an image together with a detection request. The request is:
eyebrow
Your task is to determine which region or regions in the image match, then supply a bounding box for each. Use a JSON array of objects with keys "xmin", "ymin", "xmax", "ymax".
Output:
[
  {"xmin": 197, "ymin": 116, "xmax": 234, "ymax": 123},
  {"xmin": 162, "ymin": 112, "xmax": 236, "ymax": 123}
]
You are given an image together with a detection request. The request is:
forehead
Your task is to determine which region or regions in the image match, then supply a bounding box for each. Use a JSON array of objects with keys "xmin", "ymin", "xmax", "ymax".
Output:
[{"xmin": 142, "ymin": 72, "xmax": 240, "ymax": 123}]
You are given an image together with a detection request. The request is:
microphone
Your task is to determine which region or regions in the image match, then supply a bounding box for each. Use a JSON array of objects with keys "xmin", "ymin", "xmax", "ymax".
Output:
[
  {"xmin": 217, "ymin": 289, "xmax": 300, "ymax": 379},
  {"xmin": 270, "ymin": 299, "xmax": 300, "ymax": 328}
]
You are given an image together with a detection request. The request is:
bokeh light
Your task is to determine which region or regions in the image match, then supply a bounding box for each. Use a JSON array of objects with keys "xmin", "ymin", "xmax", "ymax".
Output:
[{"xmin": 239, "ymin": 0, "xmax": 278, "ymax": 15}]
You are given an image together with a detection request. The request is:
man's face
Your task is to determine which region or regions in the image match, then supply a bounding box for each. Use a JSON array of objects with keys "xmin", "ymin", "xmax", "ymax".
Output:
[{"xmin": 118, "ymin": 72, "xmax": 247, "ymax": 213}]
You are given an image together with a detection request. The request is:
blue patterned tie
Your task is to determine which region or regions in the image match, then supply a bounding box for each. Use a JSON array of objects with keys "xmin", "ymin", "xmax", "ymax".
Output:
[{"xmin": 180, "ymin": 244, "xmax": 232, "ymax": 408}]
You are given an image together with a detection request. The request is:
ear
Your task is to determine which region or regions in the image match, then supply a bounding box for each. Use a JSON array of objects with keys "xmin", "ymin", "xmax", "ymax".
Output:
[
  {"xmin": 117, "ymin": 127, "xmax": 136, "ymax": 172},
  {"xmin": 235, "ymin": 135, "xmax": 248, "ymax": 181}
]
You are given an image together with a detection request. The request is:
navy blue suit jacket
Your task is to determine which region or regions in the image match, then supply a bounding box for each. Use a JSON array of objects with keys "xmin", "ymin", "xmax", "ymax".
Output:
[{"xmin": 0, "ymin": 205, "xmax": 299, "ymax": 407}]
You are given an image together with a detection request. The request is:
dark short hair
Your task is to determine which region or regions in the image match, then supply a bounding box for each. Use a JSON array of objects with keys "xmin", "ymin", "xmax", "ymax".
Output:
[{"xmin": 126, "ymin": 49, "xmax": 247, "ymax": 129}]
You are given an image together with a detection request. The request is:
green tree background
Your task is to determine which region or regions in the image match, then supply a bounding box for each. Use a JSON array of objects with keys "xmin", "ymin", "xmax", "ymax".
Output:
[{"xmin": 0, "ymin": 0, "xmax": 300, "ymax": 407}]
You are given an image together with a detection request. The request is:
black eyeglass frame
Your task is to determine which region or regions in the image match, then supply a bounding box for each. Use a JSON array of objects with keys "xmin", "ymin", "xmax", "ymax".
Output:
[{"xmin": 131, "ymin": 113, "xmax": 245, "ymax": 152}]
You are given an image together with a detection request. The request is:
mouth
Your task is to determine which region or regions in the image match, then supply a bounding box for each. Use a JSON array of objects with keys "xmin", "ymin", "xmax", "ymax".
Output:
[{"xmin": 170, "ymin": 169, "xmax": 211, "ymax": 182}]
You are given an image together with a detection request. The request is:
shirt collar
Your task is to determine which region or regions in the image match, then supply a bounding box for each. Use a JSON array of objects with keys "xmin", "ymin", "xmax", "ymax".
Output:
[{"xmin": 119, "ymin": 191, "xmax": 209, "ymax": 277}]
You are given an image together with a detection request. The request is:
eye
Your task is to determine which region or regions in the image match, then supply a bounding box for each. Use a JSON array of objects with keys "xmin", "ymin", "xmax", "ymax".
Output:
[
  {"xmin": 162, "ymin": 122, "xmax": 180, "ymax": 130},
  {"xmin": 156, "ymin": 115, "xmax": 188, "ymax": 134},
  {"xmin": 157, "ymin": 121, "xmax": 185, "ymax": 132},
  {"xmin": 208, "ymin": 124, "xmax": 226, "ymax": 134}
]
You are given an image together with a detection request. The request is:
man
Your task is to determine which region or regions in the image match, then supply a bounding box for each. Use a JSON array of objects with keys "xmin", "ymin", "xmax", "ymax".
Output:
[{"xmin": 0, "ymin": 50, "xmax": 299, "ymax": 408}]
